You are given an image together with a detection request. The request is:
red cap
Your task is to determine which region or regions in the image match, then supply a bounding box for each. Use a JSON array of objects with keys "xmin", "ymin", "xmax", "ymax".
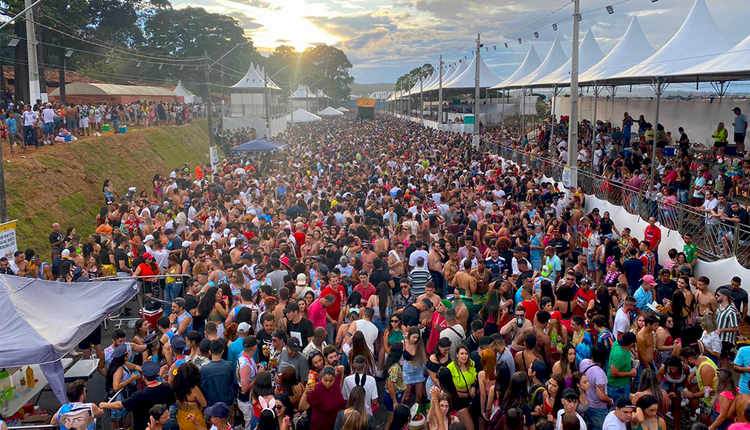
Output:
[
  {"xmin": 143, "ymin": 252, "xmax": 154, "ymax": 260},
  {"xmin": 550, "ymin": 311, "xmax": 562, "ymax": 320}
]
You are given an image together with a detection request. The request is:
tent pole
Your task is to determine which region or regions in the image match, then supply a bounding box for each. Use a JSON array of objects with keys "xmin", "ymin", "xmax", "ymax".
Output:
[
  {"xmin": 438, "ymin": 55, "xmax": 443, "ymax": 126},
  {"xmin": 647, "ymin": 77, "xmax": 663, "ymax": 198},
  {"xmin": 551, "ymin": 84, "xmax": 557, "ymax": 157},
  {"xmin": 567, "ymin": 0, "xmax": 581, "ymax": 189},
  {"xmin": 521, "ymin": 88, "xmax": 526, "ymax": 142},
  {"xmin": 473, "ymin": 33, "xmax": 481, "ymax": 150},
  {"xmin": 420, "ymin": 72, "xmax": 424, "ymax": 124}
]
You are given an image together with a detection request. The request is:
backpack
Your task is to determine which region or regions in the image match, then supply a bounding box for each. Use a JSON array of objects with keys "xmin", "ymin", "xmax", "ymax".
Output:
[{"xmin": 488, "ymin": 406, "xmax": 507, "ymax": 430}]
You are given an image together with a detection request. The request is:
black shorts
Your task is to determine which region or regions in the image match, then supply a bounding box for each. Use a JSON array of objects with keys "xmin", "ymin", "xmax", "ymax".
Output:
[
  {"xmin": 735, "ymin": 132, "xmax": 746, "ymax": 144},
  {"xmin": 78, "ymin": 325, "xmax": 102, "ymax": 349},
  {"xmin": 656, "ymin": 141, "xmax": 667, "ymax": 148},
  {"xmin": 721, "ymin": 341, "xmax": 734, "ymax": 358},
  {"xmin": 714, "ymin": 140, "xmax": 728, "ymax": 148}
]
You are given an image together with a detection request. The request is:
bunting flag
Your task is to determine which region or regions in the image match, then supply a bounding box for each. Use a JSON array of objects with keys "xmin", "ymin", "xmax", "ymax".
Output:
[
  {"xmin": 534, "ymin": 32, "xmax": 539, "ymax": 38},
  {"xmin": 504, "ymin": 43, "xmax": 508, "ymax": 48},
  {"xmin": 518, "ymin": 38, "xmax": 522, "ymax": 44},
  {"xmin": 553, "ymin": 23, "xmax": 558, "ymax": 31}
]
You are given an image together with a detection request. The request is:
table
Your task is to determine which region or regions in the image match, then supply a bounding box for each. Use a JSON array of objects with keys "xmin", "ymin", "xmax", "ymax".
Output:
[
  {"xmin": 64, "ymin": 359, "xmax": 99, "ymax": 382},
  {"xmin": 5, "ymin": 358, "xmax": 73, "ymax": 416}
]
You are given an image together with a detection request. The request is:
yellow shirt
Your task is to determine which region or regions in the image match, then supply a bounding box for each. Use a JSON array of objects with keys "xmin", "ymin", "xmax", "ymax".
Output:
[
  {"xmin": 447, "ymin": 361, "xmax": 477, "ymax": 391},
  {"xmin": 714, "ymin": 128, "xmax": 728, "ymax": 143},
  {"xmin": 645, "ymin": 129, "xmax": 655, "ymax": 142}
]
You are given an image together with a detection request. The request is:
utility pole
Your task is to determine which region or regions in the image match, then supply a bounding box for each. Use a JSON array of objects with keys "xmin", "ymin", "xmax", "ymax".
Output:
[
  {"xmin": 419, "ymin": 72, "xmax": 423, "ymax": 123},
  {"xmin": 473, "ymin": 33, "xmax": 481, "ymax": 149},
  {"xmin": 438, "ymin": 55, "xmax": 443, "ymax": 126},
  {"xmin": 263, "ymin": 68, "xmax": 270, "ymax": 137},
  {"xmin": 567, "ymin": 0, "xmax": 581, "ymax": 189},
  {"xmin": 25, "ymin": 0, "xmax": 40, "ymax": 103},
  {"xmin": 204, "ymin": 52, "xmax": 214, "ymax": 149}
]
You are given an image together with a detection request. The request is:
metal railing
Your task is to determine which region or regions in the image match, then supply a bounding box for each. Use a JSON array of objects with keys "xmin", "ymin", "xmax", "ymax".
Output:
[
  {"xmin": 224, "ymin": 103, "xmax": 288, "ymax": 118},
  {"xmin": 496, "ymin": 144, "xmax": 750, "ymax": 267}
]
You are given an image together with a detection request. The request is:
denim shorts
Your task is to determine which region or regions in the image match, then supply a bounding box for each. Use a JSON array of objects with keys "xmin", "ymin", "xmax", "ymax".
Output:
[
  {"xmin": 383, "ymin": 391, "xmax": 403, "ymax": 412},
  {"xmin": 43, "ymin": 122, "xmax": 54, "ymax": 135}
]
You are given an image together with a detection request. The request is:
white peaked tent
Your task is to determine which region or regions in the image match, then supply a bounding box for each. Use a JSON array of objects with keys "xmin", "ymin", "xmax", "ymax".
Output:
[
  {"xmin": 579, "ymin": 17, "xmax": 655, "ymax": 84},
  {"xmin": 421, "ymin": 72, "xmax": 439, "ymax": 92},
  {"xmin": 491, "ymin": 46, "xmax": 541, "ymax": 90},
  {"xmin": 424, "ymin": 64, "xmax": 454, "ymax": 92},
  {"xmin": 318, "ymin": 106, "xmax": 344, "ymax": 116},
  {"xmin": 505, "ymin": 38, "xmax": 568, "ymax": 88},
  {"xmin": 292, "ymin": 84, "xmax": 314, "ymax": 99},
  {"xmin": 286, "ymin": 108, "xmax": 321, "ymax": 122},
  {"xmin": 612, "ymin": 0, "xmax": 730, "ymax": 84},
  {"xmin": 173, "ymin": 80, "xmax": 195, "ymax": 103},
  {"xmin": 677, "ymin": 33, "xmax": 750, "ymax": 81},
  {"xmin": 533, "ymin": 29, "xmax": 605, "ymax": 87},
  {"xmin": 438, "ymin": 60, "xmax": 468, "ymax": 90},
  {"xmin": 337, "ymin": 107, "xmax": 350, "ymax": 112},
  {"xmin": 231, "ymin": 63, "xmax": 267, "ymax": 89},
  {"xmin": 444, "ymin": 53, "xmax": 504, "ymax": 89}
]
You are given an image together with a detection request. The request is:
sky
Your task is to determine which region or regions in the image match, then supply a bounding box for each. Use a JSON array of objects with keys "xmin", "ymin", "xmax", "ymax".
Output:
[{"xmin": 171, "ymin": 0, "xmax": 747, "ymax": 85}]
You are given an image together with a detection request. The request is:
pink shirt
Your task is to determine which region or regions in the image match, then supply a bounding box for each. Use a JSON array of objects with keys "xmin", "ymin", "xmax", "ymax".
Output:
[{"xmin": 308, "ymin": 299, "xmax": 327, "ymax": 329}]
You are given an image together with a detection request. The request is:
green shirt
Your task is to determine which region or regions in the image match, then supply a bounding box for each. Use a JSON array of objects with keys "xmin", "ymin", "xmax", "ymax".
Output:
[
  {"xmin": 607, "ymin": 342, "xmax": 632, "ymax": 387},
  {"xmin": 684, "ymin": 243, "xmax": 698, "ymax": 264}
]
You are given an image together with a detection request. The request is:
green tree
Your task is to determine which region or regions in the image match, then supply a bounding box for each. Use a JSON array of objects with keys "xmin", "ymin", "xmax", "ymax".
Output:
[
  {"xmin": 85, "ymin": 0, "xmax": 170, "ymax": 47},
  {"xmin": 300, "ymin": 45, "xmax": 353, "ymax": 98}
]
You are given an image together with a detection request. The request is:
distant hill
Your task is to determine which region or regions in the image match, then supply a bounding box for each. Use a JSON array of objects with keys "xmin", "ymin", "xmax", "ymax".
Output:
[{"xmin": 350, "ymin": 83, "xmax": 394, "ymax": 97}]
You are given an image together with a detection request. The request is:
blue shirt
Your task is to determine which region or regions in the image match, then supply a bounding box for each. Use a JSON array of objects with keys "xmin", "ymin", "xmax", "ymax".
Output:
[
  {"xmin": 6, "ymin": 117, "xmax": 17, "ymax": 134},
  {"xmin": 634, "ymin": 286, "xmax": 652, "ymax": 312},
  {"xmin": 545, "ymin": 255, "xmax": 562, "ymax": 283},
  {"xmin": 227, "ymin": 337, "xmax": 244, "ymax": 370},
  {"xmin": 734, "ymin": 346, "xmax": 750, "ymax": 394}
]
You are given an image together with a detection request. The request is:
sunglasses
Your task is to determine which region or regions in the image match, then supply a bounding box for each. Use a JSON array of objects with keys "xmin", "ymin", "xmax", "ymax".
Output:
[
  {"xmin": 391, "ymin": 319, "xmax": 399, "ymax": 323},
  {"xmin": 273, "ymin": 405, "xmax": 283, "ymax": 410}
]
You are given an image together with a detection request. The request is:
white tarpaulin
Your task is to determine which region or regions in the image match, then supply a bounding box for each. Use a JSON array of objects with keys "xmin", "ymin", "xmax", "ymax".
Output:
[
  {"xmin": 318, "ymin": 106, "xmax": 344, "ymax": 116},
  {"xmin": 579, "ymin": 16, "xmax": 655, "ymax": 84},
  {"xmin": 0, "ymin": 276, "xmax": 137, "ymax": 404},
  {"xmin": 286, "ymin": 108, "xmax": 321, "ymax": 122},
  {"xmin": 491, "ymin": 46, "xmax": 541, "ymax": 90},
  {"xmin": 443, "ymin": 53, "xmax": 504, "ymax": 90},
  {"xmin": 504, "ymin": 38, "xmax": 568, "ymax": 89},
  {"xmin": 533, "ymin": 28, "xmax": 605, "ymax": 87}
]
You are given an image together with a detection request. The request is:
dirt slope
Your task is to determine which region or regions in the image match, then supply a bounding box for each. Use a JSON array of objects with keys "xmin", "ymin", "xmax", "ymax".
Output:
[{"xmin": 6, "ymin": 120, "xmax": 210, "ymax": 256}]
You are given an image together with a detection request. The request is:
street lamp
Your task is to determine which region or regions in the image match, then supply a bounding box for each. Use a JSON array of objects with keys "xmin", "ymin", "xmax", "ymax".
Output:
[{"xmin": 210, "ymin": 41, "xmax": 252, "ymax": 68}]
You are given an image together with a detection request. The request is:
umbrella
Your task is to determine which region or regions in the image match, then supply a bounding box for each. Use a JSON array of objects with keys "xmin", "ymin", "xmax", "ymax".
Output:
[{"xmin": 231, "ymin": 138, "xmax": 289, "ymax": 153}]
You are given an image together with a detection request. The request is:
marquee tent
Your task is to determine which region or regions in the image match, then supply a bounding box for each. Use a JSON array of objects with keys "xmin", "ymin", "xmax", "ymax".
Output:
[
  {"xmin": 318, "ymin": 106, "xmax": 344, "ymax": 116},
  {"xmin": 232, "ymin": 138, "xmax": 288, "ymax": 152},
  {"xmin": 173, "ymin": 80, "xmax": 195, "ymax": 103},
  {"xmin": 578, "ymin": 17, "xmax": 655, "ymax": 84},
  {"xmin": 337, "ymin": 107, "xmax": 350, "ymax": 112},
  {"xmin": 427, "ymin": 61, "xmax": 468, "ymax": 93},
  {"xmin": 443, "ymin": 53, "xmax": 504, "ymax": 90},
  {"xmin": 424, "ymin": 64, "xmax": 455, "ymax": 92},
  {"xmin": 600, "ymin": 0, "xmax": 731, "ymax": 85},
  {"xmin": 677, "ymin": 33, "xmax": 750, "ymax": 82},
  {"xmin": 532, "ymin": 29, "xmax": 605, "ymax": 87},
  {"xmin": 0, "ymin": 276, "xmax": 138, "ymax": 404},
  {"xmin": 291, "ymin": 84, "xmax": 314, "ymax": 99},
  {"xmin": 232, "ymin": 63, "xmax": 281, "ymax": 90},
  {"xmin": 502, "ymin": 38, "xmax": 568, "ymax": 89},
  {"xmin": 286, "ymin": 108, "xmax": 321, "ymax": 122},
  {"xmin": 491, "ymin": 46, "xmax": 541, "ymax": 90}
]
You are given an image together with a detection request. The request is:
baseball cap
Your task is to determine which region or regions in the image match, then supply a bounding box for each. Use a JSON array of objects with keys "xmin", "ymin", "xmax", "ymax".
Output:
[
  {"xmin": 541, "ymin": 265, "xmax": 552, "ymax": 277},
  {"xmin": 580, "ymin": 277, "xmax": 591, "ymax": 285},
  {"xmin": 237, "ymin": 322, "xmax": 251, "ymax": 334},
  {"xmin": 562, "ymin": 388, "xmax": 579, "ymax": 400},
  {"xmin": 243, "ymin": 336, "xmax": 257, "ymax": 348},
  {"xmin": 441, "ymin": 299, "xmax": 453, "ymax": 309},
  {"xmin": 164, "ymin": 229, "xmax": 174, "ymax": 235},
  {"xmin": 734, "ymin": 107, "xmax": 742, "ymax": 112},
  {"xmin": 170, "ymin": 335, "xmax": 186, "ymax": 351},
  {"xmin": 173, "ymin": 297, "xmax": 186, "ymax": 308},
  {"xmin": 113, "ymin": 344, "xmax": 128, "ymax": 358},
  {"xmin": 550, "ymin": 310, "xmax": 562, "ymax": 320},
  {"xmin": 641, "ymin": 274, "xmax": 657, "ymax": 286},
  {"xmin": 616, "ymin": 397, "xmax": 634, "ymax": 409},
  {"xmin": 143, "ymin": 252, "xmax": 154, "ymax": 260},
  {"xmin": 141, "ymin": 361, "xmax": 160, "ymax": 379},
  {"xmin": 287, "ymin": 337, "xmax": 302, "ymax": 352},
  {"xmin": 204, "ymin": 402, "xmax": 230, "ymax": 419},
  {"xmin": 61, "ymin": 249, "xmax": 71, "ymax": 257},
  {"xmin": 144, "ymin": 234, "xmax": 155, "ymax": 242},
  {"xmin": 241, "ymin": 252, "xmax": 252, "ymax": 260},
  {"xmin": 297, "ymin": 273, "xmax": 308, "ymax": 286}
]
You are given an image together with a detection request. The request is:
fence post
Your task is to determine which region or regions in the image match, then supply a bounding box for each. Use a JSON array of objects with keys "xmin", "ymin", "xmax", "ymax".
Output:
[
  {"xmin": 734, "ymin": 222, "xmax": 741, "ymax": 256},
  {"xmin": 638, "ymin": 188, "xmax": 644, "ymax": 219},
  {"xmin": 677, "ymin": 202, "xmax": 684, "ymax": 233}
]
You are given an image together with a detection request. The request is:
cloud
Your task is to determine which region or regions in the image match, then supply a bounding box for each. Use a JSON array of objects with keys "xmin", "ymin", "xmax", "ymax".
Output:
[{"xmin": 627, "ymin": 9, "xmax": 670, "ymax": 18}]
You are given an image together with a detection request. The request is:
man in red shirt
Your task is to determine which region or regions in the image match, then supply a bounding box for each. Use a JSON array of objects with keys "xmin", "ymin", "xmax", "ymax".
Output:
[
  {"xmin": 352, "ymin": 270, "xmax": 375, "ymax": 306},
  {"xmin": 643, "ymin": 216, "xmax": 662, "ymax": 263},
  {"xmin": 320, "ymin": 270, "xmax": 347, "ymax": 343},
  {"xmin": 519, "ymin": 284, "xmax": 539, "ymax": 323},
  {"xmin": 292, "ymin": 222, "xmax": 306, "ymax": 258},
  {"xmin": 573, "ymin": 277, "xmax": 596, "ymax": 318},
  {"xmin": 426, "ymin": 299, "xmax": 449, "ymax": 353}
]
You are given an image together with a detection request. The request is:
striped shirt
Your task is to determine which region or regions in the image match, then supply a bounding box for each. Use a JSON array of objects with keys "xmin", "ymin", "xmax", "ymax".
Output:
[
  {"xmin": 716, "ymin": 303, "xmax": 739, "ymax": 344},
  {"xmin": 408, "ymin": 268, "xmax": 431, "ymax": 296}
]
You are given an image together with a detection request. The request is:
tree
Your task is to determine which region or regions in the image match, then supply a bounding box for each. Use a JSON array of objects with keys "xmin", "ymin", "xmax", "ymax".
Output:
[
  {"xmin": 85, "ymin": 0, "xmax": 170, "ymax": 47},
  {"xmin": 300, "ymin": 45, "xmax": 353, "ymax": 98}
]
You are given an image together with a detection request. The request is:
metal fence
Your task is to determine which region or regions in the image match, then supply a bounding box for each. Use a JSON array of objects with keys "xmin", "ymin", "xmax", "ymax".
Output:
[
  {"xmin": 224, "ymin": 103, "xmax": 288, "ymax": 118},
  {"xmin": 496, "ymin": 144, "xmax": 750, "ymax": 268}
]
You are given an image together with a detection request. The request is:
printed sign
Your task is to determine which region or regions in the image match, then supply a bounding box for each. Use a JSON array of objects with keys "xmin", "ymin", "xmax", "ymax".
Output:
[{"xmin": 0, "ymin": 220, "xmax": 17, "ymax": 259}]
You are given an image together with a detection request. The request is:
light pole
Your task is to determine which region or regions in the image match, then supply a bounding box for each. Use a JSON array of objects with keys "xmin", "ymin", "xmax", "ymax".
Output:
[{"xmin": 567, "ymin": 0, "xmax": 581, "ymax": 189}]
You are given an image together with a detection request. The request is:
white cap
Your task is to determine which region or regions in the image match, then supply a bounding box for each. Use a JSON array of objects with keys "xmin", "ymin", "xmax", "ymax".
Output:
[
  {"xmin": 128, "ymin": 187, "xmax": 136, "ymax": 192},
  {"xmin": 296, "ymin": 273, "xmax": 307, "ymax": 286},
  {"xmin": 182, "ymin": 241, "xmax": 191, "ymax": 248},
  {"xmin": 222, "ymin": 228, "xmax": 230, "ymax": 237},
  {"xmin": 233, "ymin": 199, "xmax": 241, "ymax": 205},
  {"xmin": 249, "ymin": 209, "xmax": 257, "ymax": 215},
  {"xmin": 144, "ymin": 234, "xmax": 154, "ymax": 242},
  {"xmin": 237, "ymin": 322, "xmax": 251, "ymax": 333},
  {"xmin": 61, "ymin": 249, "xmax": 71, "ymax": 257}
]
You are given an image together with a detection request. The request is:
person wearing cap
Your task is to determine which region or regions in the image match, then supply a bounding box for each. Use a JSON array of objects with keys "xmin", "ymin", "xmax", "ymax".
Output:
[
  {"xmin": 99, "ymin": 361, "xmax": 175, "ymax": 430},
  {"xmin": 165, "ymin": 335, "xmax": 188, "ymax": 385},
  {"xmin": 408, "ymin": 240, "xmax": 429, "ymax": 271},
  {"xmin": 633, "ymin": 275, "xmax": 657, "ymax": 315},
  {"xmin": 555, "ymin": 388, "xmax": 587, "ymax": 430},
  {"xmin": 228, "ymin": 321, "xmax": 252, "ymax": 366},
  {"xmin": 278, "ymin": 337, "xmax": 309, "ymax": 385},
  {"xmin": 715, "ymin": 287, "xmax": 739, "ymax": 367},
  {"xmin": 603, "ymin": 397, "xmax": 635, "ymax": 430},
  {"xmin": 409, "ymin": 256, "xmax": 432, "ymax": 297},
  {"xmin": 607, "ymin": 332, "xmax": 638, "ymax": 402},
  {"xmin": 201, "ymin": 402, "xmax": 231, "ymax": 430},
  {"xmin": 573, "ymin": 277, "xmax": 595, "ymax": 319},
  {"xmin": 733, "ymin": 107, "xmax": 748, "ymax": 156},
  {"xmin": 237, "ymin": 336, "xmax": 263, "ymax": 426},
  {"xmin": 133, "ymin": 252, "xmax": 160, "ymax": 299}
]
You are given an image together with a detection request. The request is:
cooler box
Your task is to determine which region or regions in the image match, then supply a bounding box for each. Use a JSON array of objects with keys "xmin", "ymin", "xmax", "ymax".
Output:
[
  {"xmin": 102, "ymin": 124, "xmax": 110, "ymax": 131},
  {"xmin": 64, "ymin": 134, "xmax": 71, "ymax": 142},
  {"xmin": 139, "ymin": 308, "xmax": 163, "ymax": 327},
  {"xmin": 663, "ymin": 146, "xmax": 675, "ymax": 157},
  {"xmin": 119, "ymin": 126, "xmax": 127, "ymax": 134}
]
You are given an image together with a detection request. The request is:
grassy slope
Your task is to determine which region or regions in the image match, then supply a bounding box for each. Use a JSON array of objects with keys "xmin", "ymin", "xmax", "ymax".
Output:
[{"xmin": 7, "ymin": 119, "xmax": 210, "ymax": 255}]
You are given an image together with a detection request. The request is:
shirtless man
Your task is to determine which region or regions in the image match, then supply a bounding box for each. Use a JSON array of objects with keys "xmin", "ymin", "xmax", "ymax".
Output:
[
  {"xmin": 453, "ymin": 296, "xmax": 470, "ymax": 331},
  {"xmin": 534, "ymin": 311, "xmax": 553, "ymax": 366},
  {"xmin": 637, "ymin": 315, "xmax": 659, "ymax": 372},
  {"xmin": 417, "ymin": 281, "xmax": 442, "ymax": 313},
  {"xmin": 470, "ymin": 259, "xmax": 491, "ymax": 297},
  {"xmin": 514, "ymin": 333, "xmax": 543, "ymax": 374},
  {"xmin": 695, "ymin": 276, "xmax": 718, "ymax": 316},
  {"xmin": 372, "ymin": 227, "xmax": 390, "ymax": 256},
  {"xmin": 501, "ymin": 305, "xmax": 533, "ymax": 356},
  {"xmin": 359, "ymin": 242, "xmax": 377, "ymax": 273},
  {"xmin": 10, "ymin": 251, "xmax": 31, "ymax": 277},
  {"xmin": 443, "ymin": 250, "xmax": 458, "ymax": 289},
  {"xmin": 428, "ymin": 244, "xmax": 444, "ymax": 295},
  {"xmin": 388, "ymin": 242, "xmax": 406, "ymax": 281},
  {"xmin": 452, "ymin": 259, "xmax": 477, "ymax": 299}
]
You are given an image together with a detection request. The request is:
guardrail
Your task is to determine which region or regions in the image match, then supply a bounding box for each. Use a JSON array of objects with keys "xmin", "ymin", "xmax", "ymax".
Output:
[{"xmin": 496, "ymin": 144, "xmax": 750, "ymax": 267}]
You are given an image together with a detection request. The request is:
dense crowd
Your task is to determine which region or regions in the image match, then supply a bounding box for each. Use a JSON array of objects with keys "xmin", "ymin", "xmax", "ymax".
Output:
[
  {"xmin": 4, "ymin": 114, "xmax": 750, "ymax": 430},
  {"xmin": 0, "ymin": 99, "xmax": 206, "ymax": 153}
]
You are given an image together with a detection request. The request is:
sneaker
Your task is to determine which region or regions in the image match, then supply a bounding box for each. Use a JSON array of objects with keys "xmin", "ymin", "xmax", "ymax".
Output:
[
  {"xmin": 69, "ymin": 349, "xmax": 81, "ymax": 357},
  {"xmin": 681, "ymin": 398, "xmax": 689, "ymax": 408}
]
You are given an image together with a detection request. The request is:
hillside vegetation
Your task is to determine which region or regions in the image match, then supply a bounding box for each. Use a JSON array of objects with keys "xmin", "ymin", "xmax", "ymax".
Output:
[{"xmin": 7, "ymin": 120, "xmax": 210, "ymax": 256}]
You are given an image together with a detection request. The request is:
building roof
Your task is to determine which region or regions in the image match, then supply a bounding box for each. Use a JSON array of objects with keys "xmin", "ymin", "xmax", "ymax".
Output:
[{"xmin": 49, "ymin": 82, "xmax": 177, "ymax": 97}]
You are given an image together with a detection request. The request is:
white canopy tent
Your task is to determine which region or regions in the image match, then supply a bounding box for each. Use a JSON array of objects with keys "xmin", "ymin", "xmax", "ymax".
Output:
[
  {"xmin": 677, "ymin": 33, "xmax": 750, "ymax": 82},
  {"xmin": 231, "ymin": 63, "xmax": 267, "ymax": 89},
  {"xmin": 533, "ymin": 29, "xmax": 605, "ymax": 87},
  {"xmin": 502, "ymin": 38, "xmax": 567, "ymax": 89},
  {"xmin": 291, "ymin": 84, "xmax": 314, "ymax": 99},
  {"xmin": 578, "ymin": 17, "xmax": 655, "ymax": 84},
  {"xmin": 286, "ymin": 108, "xmax": 321, "ymax": 122},
  {"xmin": 443, "ymin": 53, "xmax": 504, "ymax": 90},
  {"xmin": 318, "ymin": 106, "xmax": 344, "ymax": 116},
  {"xmin": 424, "ymin": 64, "xmax": 454, "ymax": 92},
  {"xmin": 490, "ymin": 46, "xmax": 541, "ymax": 90},
  {"xmin": 337, "ymin": 107, "xmax": 350, "ymax": 112},
  {"xmin": 173, "ymin": 80, "xmax": 195, "ymax": 103}
]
